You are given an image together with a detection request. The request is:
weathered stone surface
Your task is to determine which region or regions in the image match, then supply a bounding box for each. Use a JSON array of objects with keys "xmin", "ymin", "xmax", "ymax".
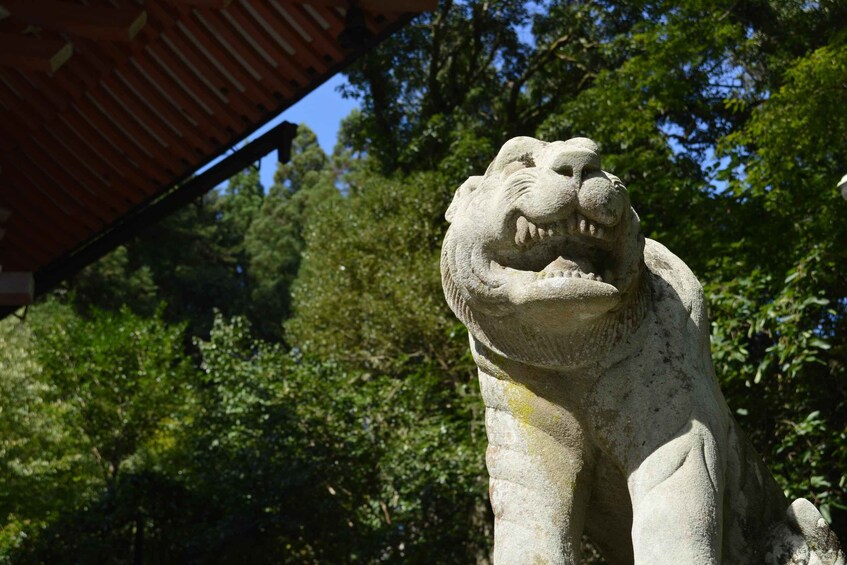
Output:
[{"xmin": 441, "ymin": 137, "xmax": 844, "ymax": 564}]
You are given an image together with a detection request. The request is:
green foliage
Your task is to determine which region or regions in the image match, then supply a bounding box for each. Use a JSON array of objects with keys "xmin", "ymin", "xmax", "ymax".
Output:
[
  {"xmin": 341, "ymin": 0, "xmax": 634, "ymax": 178},
  {"xmin": 32, "ymin": 305, "xmax": 193, "ymax": 487},
  {"xmin": 0, "ymin": 305, "xmax": 85, "ymax": 558},
  {"xmin": 71, "ymin": 246, "xmax": 158, "ymax": 316},
  {"xmin": 4, "ymin": 1, "xmax": 847, "ymax": 560},
  {"xmin": 286, "ymin": 170, "xmax": 467, "ymax": 374},
  {"xmin": 71, "ymin": 164, "xmax": 267, "ymax": 337},
  {"xmin": 706, "ymin": 37, "xmax": 847, "ymax": 527},
  {"xmin": 0, "ymin": 303, "xmax": 194, "ymax": 562},
  {"xmin": 219, "ymin": 165, "xmax": 264, "ymax": 238},
  {"xmin": 245, "ymin": 126, "xmax": 338, "ymax": 340},
  {"xmin": 181, "ymin": 315, "xmax": 487, "ymax": 562},
  {"xmin": 133, "ymin": 191, "xmax": 256, "ymax": 337}
]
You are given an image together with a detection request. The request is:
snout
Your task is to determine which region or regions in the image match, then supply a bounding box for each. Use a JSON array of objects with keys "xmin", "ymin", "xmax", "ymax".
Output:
[
  {"xmin": 505, "ymin": 168, "xmax": 627, "ymax": 237},
  {"xmin": 505, "ymin": 138, "xmax": 628, "ymax": 230},
  {"xmin": 578, "ymin": 174, "xmax": 628, "ymax": 227}
]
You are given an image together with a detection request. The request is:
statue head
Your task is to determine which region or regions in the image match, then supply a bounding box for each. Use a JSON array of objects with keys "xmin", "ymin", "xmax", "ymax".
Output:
[{"xmin": 441, "ymin": 137, "xmax": 647, "ymax": 368}]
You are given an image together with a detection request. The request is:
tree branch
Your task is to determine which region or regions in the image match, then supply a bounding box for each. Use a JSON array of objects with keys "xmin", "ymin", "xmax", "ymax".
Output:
[{"xmin": 506, "ymin": 32, "xmax": 575, "ymax": 125}]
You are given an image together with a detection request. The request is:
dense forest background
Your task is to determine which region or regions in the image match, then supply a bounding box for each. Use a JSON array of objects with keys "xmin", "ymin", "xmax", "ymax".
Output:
[{"xmin": 2, "ymin": 1, "xmax": 846, "ymax": 562}]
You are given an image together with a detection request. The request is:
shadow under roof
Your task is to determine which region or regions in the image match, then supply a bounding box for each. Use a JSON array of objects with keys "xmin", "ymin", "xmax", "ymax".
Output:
[{"xmin": 0, "ymin": 0, "xmax": 433, "ymax": 306}]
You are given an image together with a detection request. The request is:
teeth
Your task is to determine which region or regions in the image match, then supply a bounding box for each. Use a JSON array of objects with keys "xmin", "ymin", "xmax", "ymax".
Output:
[
  {"xmin": 515, "ymin": 216, "xmax": 530, "ymax": 245},
  {"xmin": 569, "ymin": 214, "xmax": 606, "ymax": 240},
  {"xmin": 515, "ymin": 214, "xmax": 608, "ymax": 246},
  {"xmin": 542, "ymin": 269, "xmax": 603, "ymax": 281}
]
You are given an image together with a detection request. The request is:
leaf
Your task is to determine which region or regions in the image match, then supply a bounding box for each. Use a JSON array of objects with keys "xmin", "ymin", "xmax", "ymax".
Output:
[{"xmin": 809, "ymin": 338, "xmax": 831, "ymax": 350}]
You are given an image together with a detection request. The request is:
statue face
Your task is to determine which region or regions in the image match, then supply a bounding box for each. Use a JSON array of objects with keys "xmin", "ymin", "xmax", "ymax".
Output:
[{"xmin": 442, "ymin": 137, "xmax": 645, "ymax": 364}]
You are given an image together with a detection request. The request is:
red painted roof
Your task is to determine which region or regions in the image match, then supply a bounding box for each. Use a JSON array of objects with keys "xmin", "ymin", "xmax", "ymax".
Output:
[{"xmin": 0, "ymin": 0, "xmax": 432, "ymax": 275}]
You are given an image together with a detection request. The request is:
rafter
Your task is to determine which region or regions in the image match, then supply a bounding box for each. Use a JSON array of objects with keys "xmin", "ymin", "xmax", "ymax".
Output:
[
  {"xmin": 0, "ymin": 33, "xmax": 73, "ymax": 72},
  {"xmin": 25, "ymin": 121, "xmax": 298, "ymax": 301},
  {"xmin": 0, "ymin": 1, "xmax": 147, "ymax": 41},
  {"xmin": 168, "ymin": 0, "xmax": 234, "ymax": 8},
  {"xmin": 281, "ymin": 0, "xmax": 437, "ymax": 12}
]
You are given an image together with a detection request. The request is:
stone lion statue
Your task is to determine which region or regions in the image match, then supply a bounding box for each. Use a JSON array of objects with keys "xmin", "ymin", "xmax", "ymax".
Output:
[{"xmin": 440, "ymin": 136, "xmax": 844, "ymax": 564}]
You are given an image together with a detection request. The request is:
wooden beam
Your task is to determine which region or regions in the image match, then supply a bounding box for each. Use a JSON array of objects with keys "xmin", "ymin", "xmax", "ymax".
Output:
[
  {"xmin": 0, "ymin": 1, "xmax": 147, "ymax": 41},
  {"xmin": 0, "ymin": 272, "xmax": 33, "ymax": 305},
  {"xmin": 0, "ymin": 33, "xmax": 72, "ymax": 72},
  {"xmin": 28, "ymin": 121, "xmax": 298, "ymax": 302},
  {"xmin": 168, "ymin": 0, "xmax": 233, "ymax": 8},
  {"xmin": 281, "ymin": 0, "xmax": 437, "ymax": 12}
]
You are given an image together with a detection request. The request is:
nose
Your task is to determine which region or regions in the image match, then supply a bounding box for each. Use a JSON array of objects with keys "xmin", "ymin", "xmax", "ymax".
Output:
[{"xmin": 543, "ymin": 137, "xmax": 601, "ymax": 187}]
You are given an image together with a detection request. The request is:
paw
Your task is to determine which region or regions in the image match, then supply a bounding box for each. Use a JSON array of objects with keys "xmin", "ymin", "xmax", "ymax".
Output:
[{"xmin": 765, "ymin": 499, "xmax": 845, "ymax": 565}]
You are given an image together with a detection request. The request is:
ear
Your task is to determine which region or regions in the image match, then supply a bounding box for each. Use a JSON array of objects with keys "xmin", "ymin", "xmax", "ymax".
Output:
[{"xmin": 446, "ymin": 175, "xmax": 482, "ymax": 223}]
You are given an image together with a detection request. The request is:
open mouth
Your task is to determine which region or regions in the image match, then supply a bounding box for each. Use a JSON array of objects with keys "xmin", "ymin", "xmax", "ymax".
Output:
[{"xmin": 491, "ymin": 212, "xmax": 616, "ymax": 285}]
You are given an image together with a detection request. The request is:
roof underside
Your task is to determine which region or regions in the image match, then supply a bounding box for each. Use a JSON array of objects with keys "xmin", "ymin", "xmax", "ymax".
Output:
[{"xmin": 0, "ymin": 0, "xmax": 430, "ymax": 280}]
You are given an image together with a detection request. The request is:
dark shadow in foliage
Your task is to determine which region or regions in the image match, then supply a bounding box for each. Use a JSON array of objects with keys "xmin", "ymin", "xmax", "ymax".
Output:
[{"xmin": 9, "ymin": 470, "xmax": 202, "ymax": 565}]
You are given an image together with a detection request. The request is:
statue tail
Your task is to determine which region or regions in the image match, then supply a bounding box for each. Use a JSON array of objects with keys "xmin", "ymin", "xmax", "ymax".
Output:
[{"xmin": 765, "ymin": 498, "xmax": 845, "ymax": 565}]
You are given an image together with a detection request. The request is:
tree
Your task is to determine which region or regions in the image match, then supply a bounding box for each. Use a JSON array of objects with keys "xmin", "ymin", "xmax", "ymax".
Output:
[
  {"xmin": 0, "ymin": 304, "xmax": 86, "ymax": 560},
  {"xmin": 286, "ymin": 169, "xmax": 466, "ymax": 374},
  {"xmin": 1, "ymin": 303, "xmax": 195, "ymax": 563},
  {"xmin": 71, "ymin": 245, "xmax": 159, "ymax": 316},
  {"xmin": 70, "ymin": 164, "xmax": 267, "ymax": 339},
  {"xmin": 5, "ymin": 1, "xmax": 847, "ymax": 560},
  {"xmin": 245, "ymin": 126, "xmax": 338, "ymax": 341},
  {"xmin": 182, "ymin": 314, "xmax": 487, "ymax": 562},
  {"xmin": 33, "ymin": 305, "xmax": 193, "ymax": 493},
  {"xmin": 331, "ymin": 0, "xmax": 847, "ymax": 540},
  {"xmin": 283, "ymin": 163, "xmax": 491, "ymax": 561},
  {"xmin": 706, "ymin": 37, "xmax": 847, "ymax": 526},
  {"xmin": 131, "ymin": 177, "xmax": 262, "ymax": 337}
]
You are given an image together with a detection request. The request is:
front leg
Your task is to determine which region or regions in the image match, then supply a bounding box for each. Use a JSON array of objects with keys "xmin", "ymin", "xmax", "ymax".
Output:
[
  {"xmin": 627, "ymin": 422, "xmax": 723, "ymax": 564},
  {"xmin": 480, "ymin": 370, "xmax": 594, "ymax": 564}
]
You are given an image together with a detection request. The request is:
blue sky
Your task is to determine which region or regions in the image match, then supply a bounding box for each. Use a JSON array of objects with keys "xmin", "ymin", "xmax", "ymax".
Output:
[
  {"xmin": 253, "ymin": 74, "xmax": 358, "ymax": 190},
  {"xmin": 200, "ymin": 73, "xmax": 358, "ymax": 192}
]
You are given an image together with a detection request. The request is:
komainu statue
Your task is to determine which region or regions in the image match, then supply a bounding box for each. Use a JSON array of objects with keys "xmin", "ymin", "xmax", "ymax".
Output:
[{"xmin": 440, "ymin": 136, "xmax": 844, "ymax": 564}]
